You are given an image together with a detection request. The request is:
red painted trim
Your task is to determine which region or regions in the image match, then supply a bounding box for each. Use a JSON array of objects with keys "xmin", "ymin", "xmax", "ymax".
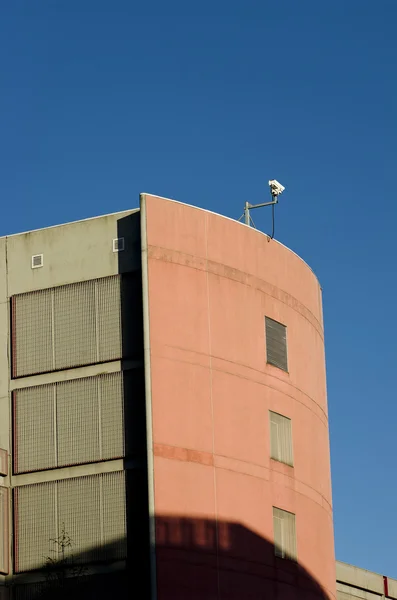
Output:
[
  {"xmin": 14, "ymin": 488, "xmax": 19, "ymax": 573},
  {"xmin": 154, "ymin": 443, "xmax": 214, "ymax": 466},
  {"xmin": 384, "ymin": 576, "xmax": 389, "ymax": 597},
  {"xmin": 11, "ymin": 296, "xmax": 16, "ymax": 378},
  {"xmin": 0, "ymin": 487, "xmax": 9, "ymax": 575},
  {"xmin": 12, "ymin": 391, "xmax": 17, "ymax": 474}
]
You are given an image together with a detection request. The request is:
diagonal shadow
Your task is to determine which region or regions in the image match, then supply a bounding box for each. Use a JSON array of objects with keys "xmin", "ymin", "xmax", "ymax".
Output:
[{"xmin": 11, "ymin": 518, "xmax": 330, "ymax": 600}]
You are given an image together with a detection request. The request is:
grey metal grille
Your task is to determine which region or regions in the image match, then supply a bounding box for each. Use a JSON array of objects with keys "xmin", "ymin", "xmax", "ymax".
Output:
[
  {"xmin": 97, "ymin": 276, "xmax": 123, "ymax": 363},
  {"xmin": 15, "ymin": 481, "xmax": 57, "ymax": 574},
  {"xmin": 56, "ymin": 377, "xmax": 100, "ymax": 468},
  {"xmin": 273, "ymin": 507, "xmax": 296, "ymax": 561},
  {"xmin": 53, "ymin": 281, "xmax": 97, "ymax": 370},
  {"xmin": 100, "ymin": 372, "xmax": 124, "ymax": 461},
  {"xmin": 269, "ymin": 411, "xmax": 293, "ymax": 466},
  {"xmin": 102, "ymin": 471, "xmax": 127, "ymax": 560},
  {"xmin": 13, "ymin": 372, "xmax": 124, "ymax": 474},
  {"xmin": 57, "ymin": 475, "xmax": 102, "ymax": 565},
  {"xmin": 12, "ymin": 276, "xmax": 122, "ymax": 378},
  {"xmin": 31, "ymin": 254, "xmax": 43, "ymax": 269},
  {"xmin": 0, "ymin": 487, "xmax": 8, "ymax": 574},
  {"xmin": 12, "ymin": 289, "xmax": 53, "ymax": 378},
  {"xmin": 0, "ymin": 586, "xmax": 10, "ymax": 600},
  {"xmin": 13, "ymin": 385, "xmax": 56, "ymax": 473},
  {"xmin": 265, "ymin": 317, "xmax": 288, "ymax": 372},
  {"xmin": 14, "ymin": 471, "xmax": 126, "ymax": 573}
]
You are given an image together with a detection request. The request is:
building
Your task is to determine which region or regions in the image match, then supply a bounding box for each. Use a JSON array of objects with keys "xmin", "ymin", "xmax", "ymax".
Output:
[
  {"xmin": 0, "ymin": 194, "xmax": 336, "ymax": 599},
  {"xmin": 336, "ymin": 561, "xmax": 397, "ymax": 600}
]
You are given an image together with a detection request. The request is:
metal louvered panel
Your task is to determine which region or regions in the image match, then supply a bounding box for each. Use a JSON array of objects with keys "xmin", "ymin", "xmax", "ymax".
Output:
[
  {"xmin": 265, "ymin": 317, "xmax": 288, "ymax": 372},
  {"xmin": 273, "ymin": 507, "xmax": 296, "ymax": 561},
  {"xmin": 15, "ymin": 482, "xmax": 57, "ymax": 572},
  {"xmin": 13, "ymin": 373, "xmax": 124, "ymax": 474},
  {"xmin": 12, "ymin": 582, "xmax": 43, "ymax": 600},
  {"xmin": 0, "ymin": 487, "xmax": 8, "ymax": 574},
  {"xmin": 0, "ymin": 586, "xmax": 10, "ymax": 600},
  {"xmin": 102, "ymin": 471, "xmax": 127, "ymax": 560},
  {"xmin": 57, "ymin": 377, "xmax": 100, "ymax": 467},
  {"xmin": 269, "ymin": 411, "xmax": 293, "ymax": 466},
  {"xmin": 12, "ymin": 290, "xmax": 53, "ymax": 378},
  {"xmin": 97, "ymin": 276, "xmax": 122, "ymax": 363},
  {"xmin": 14, "ymin": 387, "xmax": 56, "ymax": 474},
  {"xmin": 54, "ymin": 281, "xmax": 97, "ymax": 370},
  {"xmin": 100, "ymin": 374, "xmax": 124, "ymax": 461},
  {"xmin": 57, "ymin": 476, "xmax": 102, "ymax": 564},
  {"xmin": 12, "ymin": 276, "xmax": 123, "ymax": 378},
  {"xmin": 14, "ymin": 472, "xmax": 126, "ymax": 573}
]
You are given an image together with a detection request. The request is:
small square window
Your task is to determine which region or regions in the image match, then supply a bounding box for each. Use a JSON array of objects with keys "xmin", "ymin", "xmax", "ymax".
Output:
[
  {"xmin": 31, "ymin": 254, "xmax": 43, "ymax": 269},
  {"xmin": 112, "ymin": 238, "xmax": 125, "ymax": 252},
  {"xmin": 273, "ymin": 507, "xmax": 297, "ymax": 561},
  {"xmin": 269, "ymin": 411, "xmax": 293, "ymax": 466},
  {"xmin": 265, "ymin": 316, "xmax": 288, "ymax": 372}
]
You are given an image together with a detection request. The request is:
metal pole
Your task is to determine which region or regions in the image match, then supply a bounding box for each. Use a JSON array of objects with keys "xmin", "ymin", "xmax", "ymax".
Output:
[{"xmin": 244, "ymin": 201, "xmax": 250, "ymax": 226}]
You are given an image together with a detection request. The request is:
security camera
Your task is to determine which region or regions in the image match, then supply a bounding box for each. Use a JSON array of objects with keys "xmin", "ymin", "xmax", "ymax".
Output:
[{"xmin": 268, "ymin": 179, "xmax": 285, "ymax": 197}]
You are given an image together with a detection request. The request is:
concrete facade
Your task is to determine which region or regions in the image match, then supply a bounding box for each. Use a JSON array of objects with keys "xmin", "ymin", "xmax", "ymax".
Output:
[
  {"xmin": 0, "ymin": 208, "xmax": 145, "ymax": 598},
  {"xmin": 0, "ymin": 193, "xmax": 336, "ymax": 599},
  {"xmin": 336, "ymin": 561, "xmax": 397, "ymax": 600},
  {"xmin": 141, "ymin": 194, "xmax": 336, "ymax": 599}
]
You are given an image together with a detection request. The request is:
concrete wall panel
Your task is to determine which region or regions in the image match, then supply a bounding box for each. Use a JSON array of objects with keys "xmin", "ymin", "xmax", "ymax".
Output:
[
  {"xmin": 6, "ymin": 210, "xmax": 138, "ymax": 296},
  {"xmin": 153, "ymin": 456, "xmax": 216, "ymax": 519},
  {"xmin": 336, "ymin": 562, "xmax": 385, "ymax": 596},
  {"xmin": 151, "ymin": 357, "xmax": 213, "ymax": 454},
  {"xmin": 0, "ymin": 240, "xmax": 9, "ymax": 461},
  {"xmin": 147, "ymin": 258, "xmax": 210, "ymax": 356}
]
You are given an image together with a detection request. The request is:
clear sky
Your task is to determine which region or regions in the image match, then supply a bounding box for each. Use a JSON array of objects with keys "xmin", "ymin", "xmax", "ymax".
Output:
[{"xmin": 1, "ymin": 0, "xmax": 396, "ymax": 578}]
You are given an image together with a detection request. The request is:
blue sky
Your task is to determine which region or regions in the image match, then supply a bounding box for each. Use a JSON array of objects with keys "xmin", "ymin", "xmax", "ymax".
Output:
[{"xmin": 1, "ymin": 0, "xmax": 396, "ymax": 577}]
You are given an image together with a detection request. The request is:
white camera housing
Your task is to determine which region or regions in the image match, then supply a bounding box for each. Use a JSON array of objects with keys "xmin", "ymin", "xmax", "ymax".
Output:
[{"xmin": 268, "ymin": 179, "xmax": 285, "ymax": 197}]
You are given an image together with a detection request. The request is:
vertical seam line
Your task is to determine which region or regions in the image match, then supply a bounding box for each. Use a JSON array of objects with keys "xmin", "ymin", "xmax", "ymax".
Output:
[{"xmin": 205, "ymin": 214, "xmax": 220, "ymax": 600}]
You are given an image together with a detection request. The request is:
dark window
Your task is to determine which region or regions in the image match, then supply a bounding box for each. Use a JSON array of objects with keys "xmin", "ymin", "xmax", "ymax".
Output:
[{"xmin": 265, "ymin": 317, "xmax": 288, "ymax": 372}]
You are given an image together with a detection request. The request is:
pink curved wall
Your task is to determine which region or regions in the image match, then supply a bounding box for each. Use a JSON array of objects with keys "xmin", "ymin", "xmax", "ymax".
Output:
[{"xmin": 141, "ymin": 194, "xmax": 336, "ymax": 600}]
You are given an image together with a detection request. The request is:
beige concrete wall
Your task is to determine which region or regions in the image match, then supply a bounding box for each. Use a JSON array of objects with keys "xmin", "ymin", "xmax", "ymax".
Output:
[
  {"xmin": 336, "ymin": 561, "xmax": 397, "ymax": 600},
  {"xmin": 0, "ymin": 208, "xmax": 141, "ymax": 583},
  {"xmin": 0, "ymin": 238, "xmax": 9, "ymax": 456},
  {"xmin": 3, "ymin": 209, "xmax": 139, "ymax": 400},
  {"xmin": 4, "ymin": 208, "xmax": 138, "ymax": 469},
  {"xmin": 6, "ymin": 210, "xmax": 138, "ymax": 296}
]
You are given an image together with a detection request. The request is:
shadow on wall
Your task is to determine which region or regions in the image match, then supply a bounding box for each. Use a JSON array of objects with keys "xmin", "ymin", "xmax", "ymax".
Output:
[
  {"xmin": 155, "ymin": 515, "xmax": 330, "ymax": 600},
  {"xmin": 11, "ymin": 516, "xmax": 330, "ymax": 600}
]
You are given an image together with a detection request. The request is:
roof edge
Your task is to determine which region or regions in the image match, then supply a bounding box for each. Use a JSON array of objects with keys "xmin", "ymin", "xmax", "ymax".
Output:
[
  {"xmin": 0, "ymin": 208, "xmax": 140, "ymax": 241},
  {"xmin": 140, "ymin": 193, "xmax": 322, "ymax": 288}
]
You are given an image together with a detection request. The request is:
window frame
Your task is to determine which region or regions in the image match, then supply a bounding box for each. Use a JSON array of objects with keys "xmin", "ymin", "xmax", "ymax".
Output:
[
  {"xmin": 269, "ymin": 410, "xmax": 294, "ymax": 467},
  {"xmin": 265, "ymin": 316, "xmax": 288, "ymax": 373},
  {"xmin": 272, "ymin": 506, "xmax": 297, "ymax": 561}
]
